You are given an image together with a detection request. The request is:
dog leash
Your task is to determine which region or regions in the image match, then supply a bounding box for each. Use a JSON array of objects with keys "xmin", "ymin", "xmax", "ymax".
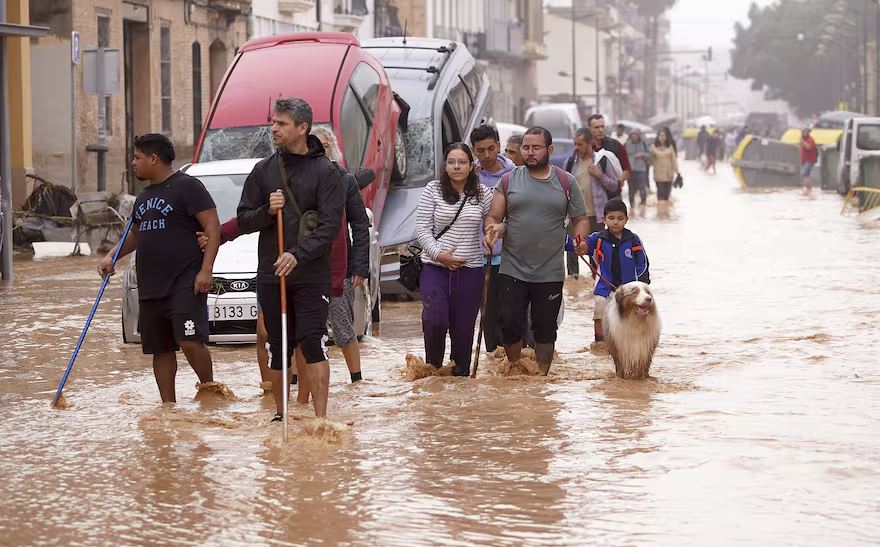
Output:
[{"xmin": 575, "ymin": 235, "xmax": 618, "ymax": 291}]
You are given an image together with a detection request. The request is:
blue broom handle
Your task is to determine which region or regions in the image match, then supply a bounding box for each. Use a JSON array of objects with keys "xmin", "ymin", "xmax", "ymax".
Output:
[{"xmin": 51, "ymin": 216, "xmax": 135, "ymax": 406}]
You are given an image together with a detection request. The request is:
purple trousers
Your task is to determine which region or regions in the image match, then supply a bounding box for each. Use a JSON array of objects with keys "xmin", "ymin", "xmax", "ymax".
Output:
[{"xmin": 420, "ymin": 263, "xmax": 484, "ymax": 376}]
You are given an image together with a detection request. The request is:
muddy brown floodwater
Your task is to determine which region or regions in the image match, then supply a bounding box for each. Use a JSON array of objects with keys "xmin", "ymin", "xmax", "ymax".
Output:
[{"xmin": 2, "ymin": 162, "xmax": 879, "ymax": 545}]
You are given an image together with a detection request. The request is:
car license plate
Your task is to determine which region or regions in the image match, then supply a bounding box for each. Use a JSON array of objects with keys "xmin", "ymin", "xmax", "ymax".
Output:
[{"xmin": 210, "ymin": 304, "xmax": 258, "ymax": 321}]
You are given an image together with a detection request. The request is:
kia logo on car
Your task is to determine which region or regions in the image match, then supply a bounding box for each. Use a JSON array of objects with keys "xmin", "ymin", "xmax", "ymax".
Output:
[{"xmin": 229, "ymin": 281, "xmax": 249, "ymax": 291}]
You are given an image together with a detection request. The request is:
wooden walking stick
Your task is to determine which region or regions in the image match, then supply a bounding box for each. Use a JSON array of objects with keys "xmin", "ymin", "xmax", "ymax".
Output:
[
  {"xmin": 471, "ymin": 253, "xmax": 493, "ymax": 379},
  {"xmin": 277, "ymin": 209, "xmax": 289, "ymax": 441}
]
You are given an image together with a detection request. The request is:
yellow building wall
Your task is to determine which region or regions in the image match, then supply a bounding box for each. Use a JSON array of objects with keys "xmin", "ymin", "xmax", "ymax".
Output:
[{"xmin": 6, "ymin": 0, "xmax": 34, "ymax": 207}]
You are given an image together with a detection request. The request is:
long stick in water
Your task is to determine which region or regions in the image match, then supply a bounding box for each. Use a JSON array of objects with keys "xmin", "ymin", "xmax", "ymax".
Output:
[
  {"xmin": 51, "ymin": 216, "xmax": 135, "ymax": 408},
  {"xmin": 277, "ymin": 209, "xmax": 289, "ymax": 442},
  {"xmin": 471, "ymin": 253, "xmax": 493, "ymax": 379}
]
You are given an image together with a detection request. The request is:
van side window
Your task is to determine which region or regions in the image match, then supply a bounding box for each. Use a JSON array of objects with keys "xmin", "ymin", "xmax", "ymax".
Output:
[
  {"xmin": 449, "ymin": 77, "xmax": 473, "ymax": 134},
  {"xmin": 350, "ymin": 63, "xmax": 381, "ymax": 117},
  {"xmin": 341, "ymin": 85, "xmax": 370, "ymax": 169},
  {"xmin": 441, "ymin": 101, "xmax": 461, "ymax": 151},
  {"xmin": 857, "ymin": 124, "xmax": 880, "ymax": 151}
]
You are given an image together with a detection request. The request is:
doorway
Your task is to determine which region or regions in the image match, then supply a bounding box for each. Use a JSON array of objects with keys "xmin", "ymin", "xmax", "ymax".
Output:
[
  {"xmin": 123, "ymin": 20, "xmax": 150, "ymax": 194},
  {"xmin": 209, "ymin": 39, "xmax": 228, "ymax": 102}
]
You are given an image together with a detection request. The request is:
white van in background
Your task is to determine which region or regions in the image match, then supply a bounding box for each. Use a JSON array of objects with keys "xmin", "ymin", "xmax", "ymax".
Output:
[
  {"xmin": 836, "ymin": 116, "xmax": 880, "ymax": 195},
  {"xmin": 523, "ymin": 103, "xmax": 582, "ymax": 140}
]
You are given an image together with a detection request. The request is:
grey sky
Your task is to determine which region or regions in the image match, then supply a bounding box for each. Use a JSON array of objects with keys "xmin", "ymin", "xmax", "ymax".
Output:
[{"xmin": 668, "ymin": 0, "xmax": 778, "ymax": 50}]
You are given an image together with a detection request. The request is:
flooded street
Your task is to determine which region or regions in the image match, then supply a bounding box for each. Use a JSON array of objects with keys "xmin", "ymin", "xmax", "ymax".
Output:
[{"xmin": 2, "ymin": 161, "xmax": 879, "ymax": 546}]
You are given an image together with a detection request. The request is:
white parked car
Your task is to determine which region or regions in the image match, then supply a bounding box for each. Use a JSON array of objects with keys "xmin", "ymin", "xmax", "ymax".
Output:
[
  {"xmin": 121, "ymin": 158, "xmax": 381, "ymax": 344},
  {"xmin": 524, "ymin": 103, "xmax": 581, "ymax": 140},
  {"xmin": 495, "ymin": 122, "xmax": 528, "ymax": 147}
]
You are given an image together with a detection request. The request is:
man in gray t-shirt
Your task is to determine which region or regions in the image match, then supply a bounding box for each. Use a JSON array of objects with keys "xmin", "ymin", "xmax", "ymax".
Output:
[{"xmin": 484, "ymin": 127, "xmax": 589, "ymax": 375}]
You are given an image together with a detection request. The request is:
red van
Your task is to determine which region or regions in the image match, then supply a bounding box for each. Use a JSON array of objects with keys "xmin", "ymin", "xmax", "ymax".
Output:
[{"xmin": 194, "ymin": 32, "xmax": 405, "ymax": 228}]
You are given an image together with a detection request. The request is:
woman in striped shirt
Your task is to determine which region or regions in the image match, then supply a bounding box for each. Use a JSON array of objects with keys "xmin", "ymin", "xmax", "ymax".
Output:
[{"xmin": 416, "ymin": 143, "xmax": 493, "ymax": 376}]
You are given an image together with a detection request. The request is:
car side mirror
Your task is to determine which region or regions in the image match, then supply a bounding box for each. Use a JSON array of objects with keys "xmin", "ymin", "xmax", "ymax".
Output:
[{"xmin": 355, "ymin": 168, "xmax": 376, "ymax": 190}]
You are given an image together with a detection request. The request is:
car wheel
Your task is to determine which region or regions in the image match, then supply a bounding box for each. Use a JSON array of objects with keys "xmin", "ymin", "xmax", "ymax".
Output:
[{"xmin": 392, "ymin": 131, "xmax": 407, "ymax": 181}]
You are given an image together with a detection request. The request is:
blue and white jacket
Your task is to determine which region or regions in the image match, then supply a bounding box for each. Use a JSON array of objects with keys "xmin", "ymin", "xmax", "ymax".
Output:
[{"xmin": 566, "ymin": 228, "xmax": 650, "ymax": 297}]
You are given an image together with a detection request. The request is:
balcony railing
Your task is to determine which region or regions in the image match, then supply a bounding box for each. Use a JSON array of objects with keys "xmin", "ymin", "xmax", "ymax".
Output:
[
  {"xmin": 331, "ymin": 0, "xmax": 368, "ymax": 29},
  {"xmin": 485, "ymin": 19, "xmax": 524, "ymax": 60}
]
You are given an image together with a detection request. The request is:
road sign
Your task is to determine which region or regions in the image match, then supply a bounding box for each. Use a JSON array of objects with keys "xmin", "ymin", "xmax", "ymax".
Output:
[
  {"xmin": 83, "ymin": 47, "xmax": 120, "ymax": 95},
  {"xmin": 71, "ymin": 31, "xmax": 81, "ymax": 65}
]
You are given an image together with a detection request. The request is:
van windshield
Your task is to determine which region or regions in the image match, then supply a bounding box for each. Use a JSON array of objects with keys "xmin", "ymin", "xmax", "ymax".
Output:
[
  {"xmin": 199, "ymin": 126, "xmax": 274, "ymax": 162},
  {"xmin": 198, "ymin": 123, "xmax": 334, "ymax": 162}
]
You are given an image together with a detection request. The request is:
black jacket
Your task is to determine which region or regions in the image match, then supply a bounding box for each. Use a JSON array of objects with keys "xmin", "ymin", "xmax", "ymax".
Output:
[
  {"xmin": 237, "ymin": 135, "xmax": 344, "ymax": 285},
  {"xmin": 334, "ymin": 163, "xmax": 371, "ymax": 279}
]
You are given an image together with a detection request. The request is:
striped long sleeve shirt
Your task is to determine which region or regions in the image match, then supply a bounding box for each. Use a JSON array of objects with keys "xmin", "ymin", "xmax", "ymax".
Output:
[{"xmin": 416, "ymin": 180, "xmax": 492, "ymax": 269}]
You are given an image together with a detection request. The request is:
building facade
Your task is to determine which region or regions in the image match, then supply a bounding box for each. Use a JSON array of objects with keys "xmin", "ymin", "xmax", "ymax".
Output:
[
  {"xmin": 537, "ymin": 2, "xmax": 655, "ymax": 123},
  {"xmin": 28, "ymin": 0, "xmax": 251, "ymax": 198}
]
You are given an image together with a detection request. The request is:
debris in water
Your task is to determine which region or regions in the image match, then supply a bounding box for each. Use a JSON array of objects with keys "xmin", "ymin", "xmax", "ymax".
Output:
[
  {"xmin": 793, "ymin": 333, "xmax": 831, "ymax": 343},
  {"xmin": 51, "ymin": 393, "xmax": 71, "ymax": 409},
  {"xmin": 302, "ymin": 417, "xmax": 350, "ymax": 443},
  {"xmin": 195, "ymin": 382, "xmax": 237, "ymax": 400},
  {"xmin": 403, "ymin": 354, "xmax": 453, "ymax": 381}
]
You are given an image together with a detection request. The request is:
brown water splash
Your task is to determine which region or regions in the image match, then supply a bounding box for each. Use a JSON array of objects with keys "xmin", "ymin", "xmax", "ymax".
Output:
[
  {"xmin": 194, "ymin": 382, "xmax": 237, "ymax": 400},
  {"xmin": 301, "ymin": 418, "xmax": 351, "ymax": 444},
  {"xmin": 403, "ymin": 354, "xmax": 453, "ymax": 381}
]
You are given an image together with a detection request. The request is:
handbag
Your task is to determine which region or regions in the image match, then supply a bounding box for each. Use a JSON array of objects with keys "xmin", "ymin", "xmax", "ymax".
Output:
[
  {"xmin": 277, "ymin": 153, "xmax": 320, "ymax": 243},
  {"xmin": 674, "ymin": 173, "xmax": 684, "ymax": 188},
  {"xmin": 398, "ymin": 194, "xmax": 468, "ymax": 292}
]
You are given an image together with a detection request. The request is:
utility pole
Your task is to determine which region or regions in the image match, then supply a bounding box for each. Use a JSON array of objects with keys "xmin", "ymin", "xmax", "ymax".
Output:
[
  {"xmin": 595, "ymin": 19, "xmax": 600, "ymax": 113},
  {"xmin": 571, "ymin": 0, "xmax": 576, "ymax": 104}
]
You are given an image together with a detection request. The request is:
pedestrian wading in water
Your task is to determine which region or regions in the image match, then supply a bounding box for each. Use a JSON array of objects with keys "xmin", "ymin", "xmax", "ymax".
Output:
[
  {"xmin": 651, "ymin": 126, "xmax": 679, "ymax": 217},
  {"xmin": 565, "ymin": 198, "xmax": 651, "ymax": 351},
  {"xmin": 484, "ymin": 126, "xmax": 591, "ymax": 376},
  {"xmin": 237, "ymin": 97, "xmax": 344, "ymax": 423},
  {"xmin": 293, "ymin": 126, "xmax": 370, "ymax": 405},
  {"xmin": 97, "ymin": 134, "xmax": 222, "ymax": 403},
  {"xmin": 469, "ymin": 124, "xmax": 516, "ymax": 353},
  {"xmin": 196, "ymin": 125, "xmax": 368, "ymax": 402},
  {"xmin": 416, "ymin": 143, "xmax": 493, "ymax": 376}
]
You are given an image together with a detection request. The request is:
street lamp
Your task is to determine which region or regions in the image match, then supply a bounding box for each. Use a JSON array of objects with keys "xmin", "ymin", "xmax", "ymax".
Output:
[{"xmin": 564, "ymin": 5, "xmax": 608, "ymax": 112}]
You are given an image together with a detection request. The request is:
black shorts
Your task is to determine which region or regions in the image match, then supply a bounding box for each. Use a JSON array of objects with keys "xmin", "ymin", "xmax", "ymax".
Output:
[
  {"xmin": 498, "ymin": 274, "xmax": 564, "ymax": 345},
  {"xmin": 139, "ymin": 290, "xmax": 209, "ymax": 354},
  {"xmin": 258, "ymin": 281, "xmax": 331, "ymax": 368}
]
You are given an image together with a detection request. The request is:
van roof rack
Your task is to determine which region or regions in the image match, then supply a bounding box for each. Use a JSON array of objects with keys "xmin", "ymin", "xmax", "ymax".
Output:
[{"xmin": 365, "ymin": 41, "xmax": 456, "ymax": 90}]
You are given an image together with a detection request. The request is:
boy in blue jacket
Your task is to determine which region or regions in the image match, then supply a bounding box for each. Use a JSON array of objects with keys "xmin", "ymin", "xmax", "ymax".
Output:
[{"xmin": 567, "ymin": 198, "xmax": 650, "ymax": 346}]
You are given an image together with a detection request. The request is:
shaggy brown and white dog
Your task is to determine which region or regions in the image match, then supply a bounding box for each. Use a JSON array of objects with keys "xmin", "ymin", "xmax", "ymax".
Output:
[{"xmin": 603, "ymin": 282, "xmax": 661, "ymax": 379}]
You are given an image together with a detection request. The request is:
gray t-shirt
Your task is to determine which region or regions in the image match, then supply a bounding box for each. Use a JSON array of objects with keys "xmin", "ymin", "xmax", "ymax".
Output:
[{"xmin": 499, "ymin": 166, "xmax": 587, "ymax": 283}]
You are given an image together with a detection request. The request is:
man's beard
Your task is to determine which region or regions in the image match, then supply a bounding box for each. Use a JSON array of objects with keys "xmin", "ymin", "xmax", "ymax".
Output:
[{"xmin": 526, "ymin": 155, "xmax": 550, "ymax": 170}]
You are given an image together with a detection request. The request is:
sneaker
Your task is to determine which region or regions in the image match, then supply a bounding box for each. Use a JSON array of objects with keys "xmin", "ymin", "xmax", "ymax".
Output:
[{"xmin": 271, "ymin": 412, "xmax": 283, "ymax": 423}]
